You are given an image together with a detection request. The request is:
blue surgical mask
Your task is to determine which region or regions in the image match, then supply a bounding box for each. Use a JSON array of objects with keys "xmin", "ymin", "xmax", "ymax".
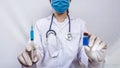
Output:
[{"xmin": 51, "ymin": 0, "xmax": 70, "ymax": 13}]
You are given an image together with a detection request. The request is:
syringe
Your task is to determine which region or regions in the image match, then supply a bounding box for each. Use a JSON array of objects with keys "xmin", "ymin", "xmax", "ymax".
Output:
[
  {"xmin": 30, "ymin": 25, "xmax": 34, "ymax": 63},
  {"xmin": 30, "ymin": 25, "xmax": 34, "ymax": 41}
]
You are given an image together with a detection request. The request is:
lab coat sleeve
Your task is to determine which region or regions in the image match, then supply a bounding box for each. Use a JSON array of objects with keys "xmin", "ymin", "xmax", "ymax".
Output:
[
  {"xmin": 88, "ymin": 61, "xmax": 105, "ymax": 68},
  {"xmin": 34, "ymin": 23, "xmax": 45, "ymax": 64},
  {"xmin": 77, "ymin": 20, "xmax": 89, "ymax": 68},
  {"xmin": 78, "ymin": 45, "xmax": 89, "ymax": 68}
]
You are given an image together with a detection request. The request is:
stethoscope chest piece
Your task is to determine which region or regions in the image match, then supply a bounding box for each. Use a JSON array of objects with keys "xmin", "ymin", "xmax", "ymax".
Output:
[{"xmin": 66, "ymin": 33, "xmax": 73, "ymax": 41}]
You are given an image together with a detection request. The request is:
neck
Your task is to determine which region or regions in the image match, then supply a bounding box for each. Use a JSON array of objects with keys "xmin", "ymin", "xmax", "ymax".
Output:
[{"xmin": 54, "ymin": 12, "xmax": 68, "ymax": 23}]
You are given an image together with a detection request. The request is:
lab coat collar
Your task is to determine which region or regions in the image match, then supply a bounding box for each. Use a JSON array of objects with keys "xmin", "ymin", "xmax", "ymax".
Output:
[
  {"xmin": 47, "ymin": 14, "xmax": 74, "ymax": 21},
  {"xmin": 47, "ymin": 14, "xmax": 74, "ymax": 30}
]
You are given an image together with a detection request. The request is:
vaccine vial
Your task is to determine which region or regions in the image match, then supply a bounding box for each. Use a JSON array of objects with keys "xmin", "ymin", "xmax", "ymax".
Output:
[{"xmin": 83, "ymin": 32, "xmax": 89, "ymax": 46}]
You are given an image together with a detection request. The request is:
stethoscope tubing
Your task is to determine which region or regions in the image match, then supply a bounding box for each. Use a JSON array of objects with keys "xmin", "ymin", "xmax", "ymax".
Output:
[{"xmin": 46, "ymin": 13, "xmax": 71, "ymax": 38}]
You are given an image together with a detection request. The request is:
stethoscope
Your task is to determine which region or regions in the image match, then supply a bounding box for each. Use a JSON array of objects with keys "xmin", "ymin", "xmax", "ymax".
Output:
[{"xmin": 46, "ymin": 14, "xmax": 73, "ymax": 41}]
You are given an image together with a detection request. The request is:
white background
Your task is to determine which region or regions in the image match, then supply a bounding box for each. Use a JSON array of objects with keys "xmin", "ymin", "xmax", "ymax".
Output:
[{"xmin": 0, "ymin": 0, "xmax": 120, "ymax": 68}]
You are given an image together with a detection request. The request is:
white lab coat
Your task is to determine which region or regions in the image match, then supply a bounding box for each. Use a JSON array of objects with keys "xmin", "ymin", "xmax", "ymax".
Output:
[{"xmin": 34, "ymin": 14, "xmax": 89, "ymax": 68}]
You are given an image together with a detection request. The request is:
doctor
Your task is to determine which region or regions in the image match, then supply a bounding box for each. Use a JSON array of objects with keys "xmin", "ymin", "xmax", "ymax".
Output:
[{"xmin": 18, "ymin": 0, "xmax": 107, "ymax": 68}]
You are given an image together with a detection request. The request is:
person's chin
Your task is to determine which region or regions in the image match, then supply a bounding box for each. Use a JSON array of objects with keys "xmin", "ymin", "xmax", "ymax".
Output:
[{"xmin": 55, "ymin": 12, "xmax": 66, "ymax": 15}]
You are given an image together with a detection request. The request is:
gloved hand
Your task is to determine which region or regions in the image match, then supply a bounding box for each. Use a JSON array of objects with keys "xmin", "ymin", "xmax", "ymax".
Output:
[
  {"xmin": 17, "ymin": 41, "xmax": 39, "ymax": 67},
  {"xmin": 84, "ymin": 34, "xmax": 107, "ymax": 63}
]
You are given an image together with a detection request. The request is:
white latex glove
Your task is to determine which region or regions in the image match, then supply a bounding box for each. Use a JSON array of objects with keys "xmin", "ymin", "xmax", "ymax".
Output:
[
  {"xmin": 17, "ymin": 41, "xmax": 39, "ymax": 67},
  {"xmin": 84, "ymin": 34, "xmax": 107, "ymax": 63}
]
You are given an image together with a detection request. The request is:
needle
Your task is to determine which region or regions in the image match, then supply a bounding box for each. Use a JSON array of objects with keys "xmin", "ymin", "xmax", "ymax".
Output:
[{"xmin": 30, "ymin": 25, "xmax": 34, "ymax": 61}]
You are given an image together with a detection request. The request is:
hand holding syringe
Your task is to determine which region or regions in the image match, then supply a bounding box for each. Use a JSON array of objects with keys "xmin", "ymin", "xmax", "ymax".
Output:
[{"xmin": 18, "ymin": 26, "xmax": 39, "ymax": 67}]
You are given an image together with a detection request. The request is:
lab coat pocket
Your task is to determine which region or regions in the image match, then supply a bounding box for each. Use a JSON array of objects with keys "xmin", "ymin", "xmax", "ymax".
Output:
[
  {"xmin": 71, "ymin": 32, "xmax": 81, "ymax": 42},
  {"xmin": 46, "ymin": 34, "xmax": 61, "ymax": 58}
]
